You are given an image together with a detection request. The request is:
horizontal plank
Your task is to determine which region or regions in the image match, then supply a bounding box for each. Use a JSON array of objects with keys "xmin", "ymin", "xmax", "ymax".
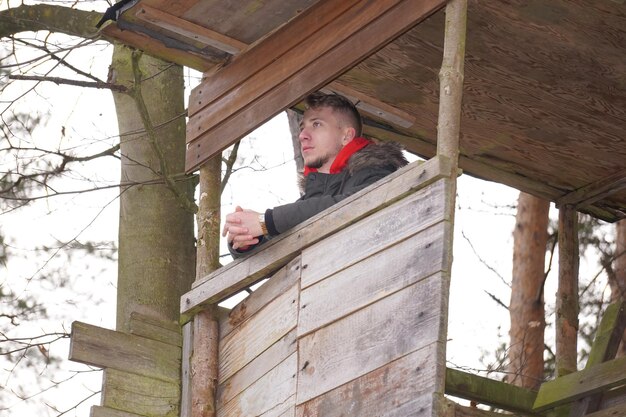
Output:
[
  {"xmin": 296, "ymin": 273, "xmax": 447, "ymax": 404},
  {"xmin": 533, "ymin": 355, "xmax": 626, "ymax": 412},
  {"xmin": 298, "ymin": 223, "xmax": 445, "ymax": 337},
  {"xmin": 300, "ymin": 179, "xmax": 447, "ymax": 289},
  {"xmin": 185, "ymin": 0, "xmax": 446, "ymax": 172},
  {"xmin": 218, "ymin": 284, "xmax": 298, "ymax": 383},
  {"xmin": 219, "ymin": 256, "xmax": 301, "ymax": 339},
  {"xmin": 181, "ymin": 156, "xmax": 452, "ymax": 315},
  {"xmin": 186, "ymin": 0, "xmax": 405, "ymax": 140},
  {"xmin": 218, "ymin": 353, "xmax": 297, "ymax": 417},
  {"xmin": 69, "ymin": 321, "xmax": 180, "ymax": 383},
  {"xmin": 102, "ymin": 369, "xmax": 179, "ymax": 417},
  {"xmin": 187, "ymin": 0, "xmax": 361, "ymax": 117},
  {"xmin": 134, "ymin": 5, "xmax": 247, "ymax": 55},
  {"xmin": 90, "ymin": 406, "xmax": 144, "ymax": 417},
  {"xmin": 445, "ymin": 368, "xmax": 538, "ymax": 415},
  {"xmin": 217, "ymin": 329, "xmax": 297, "ymax": 408},
  {"xmin": 129, "ymin": 311, "xmax": 182, "ymax": 347},
  {"xmin": 295, "ymin": 343, "xmax": 440, "ymax": 417}
]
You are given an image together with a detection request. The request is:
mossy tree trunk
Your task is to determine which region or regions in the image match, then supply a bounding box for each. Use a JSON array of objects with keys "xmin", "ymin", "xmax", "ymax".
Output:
[
  {"xmin": 508, "ymin": 192, "xmax": 549, "ymax": 389},
  {"xmin": 111, "ymin": 45, "xmax": 196, "ymax": 331}
]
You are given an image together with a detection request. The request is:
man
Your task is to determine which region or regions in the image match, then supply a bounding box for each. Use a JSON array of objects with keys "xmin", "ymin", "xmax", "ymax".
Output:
[{"xmin": 222, "ymin": 91, "xmax": 407, "ymax": 256}]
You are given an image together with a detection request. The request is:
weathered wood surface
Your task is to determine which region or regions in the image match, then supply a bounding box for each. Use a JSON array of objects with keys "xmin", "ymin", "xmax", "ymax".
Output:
[
  {"xmin": 299, "ymin": 178, "xmax": 448, "ymax": 289},
  {"xmin": 185, "ymin": 0, "xmax": 446, "ymax": 172},
  {"xmin": 186, "ymin": 0, "xmax": 404, "ymax": 133},
  {"xmin": 101, "ymin": 369, "xmax": 179, "ymax": 417},
  {"xmin": 445, "ymin": 368, "xmax": 538, "ymax": 415},
  {"xmin": 533, "ymin": 355, "xmax": 626, "ymax": 412},
  {"xmin": 187, "ymin": 0, "xmax": 361, "ymax": 117},
  {"xmin": 219, "ymin": 257, "xmax": 301, "ymax": 339},
  {"xmin": 129, "ymin": 311, "xmax": 182, "ymax": 347},
  {"xmin": 181, "ymin": 156, "xmax": 452, "ymax": 314},
  {"xmin": 297, "ymin": 272, "xmax": 447, "ymax": 404},
  {"xmin": 134, "ymin": 5, "xmax": 247, "ymax": 55},
  {"xmin": 218, "ymin": 353, "xmax": 297, "ymax": 417},
  {"xmin": 295, "ymin": 343, "xmax": 440, "ymax": 417},
  {"xmin": 217, "ymin": 329, "xmax": 297, "ymax": 408},
  {"xmin": 218, "ymin": 284, "xmax": 298, "ymax": 383},
  {"xmin": 90, "ymin": 406, "xmax": 145, "ymax": 417},
  {"xmin": 298, "ymin": 224, "xmax": 445, "ymax": 337},
  {"xmin": 69, "ymin": 321, "xmax": 180, "ymax": 383}
]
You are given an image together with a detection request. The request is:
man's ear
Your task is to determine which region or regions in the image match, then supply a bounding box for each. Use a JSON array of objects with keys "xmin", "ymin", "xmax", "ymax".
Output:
[{"xmin": 342, "ymin": 127, "xmax": 356, "ymax": 145}]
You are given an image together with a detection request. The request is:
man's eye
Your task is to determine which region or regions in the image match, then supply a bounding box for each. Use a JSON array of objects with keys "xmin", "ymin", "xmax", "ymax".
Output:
[{"xmin": 313, "ymin": 121, "xmax": 320, "ymax": 127}]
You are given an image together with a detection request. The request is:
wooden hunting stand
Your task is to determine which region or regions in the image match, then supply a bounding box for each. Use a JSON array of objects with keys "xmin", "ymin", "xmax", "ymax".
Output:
[{"xmin": 69, "ymin": 1, "xmax": 626, "ymax": 416}]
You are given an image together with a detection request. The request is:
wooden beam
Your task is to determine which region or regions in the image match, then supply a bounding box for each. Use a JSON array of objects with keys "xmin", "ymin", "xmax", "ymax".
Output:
[
  {"xmin": 322, "ymin": 81, "xmax": 417, "ymax": 128},
  {"xmin": 128, "ymin": 311, "xmax": 182, "ymax": 347},
  {"xmin": 556, "ymin": 169, "xmax": 626, "ymax": 209},
  {"xmin": 445, "ymin": 368, "xmax": 539, "ymax": 415},
  {"xmin": 185, "ymin": 0, "xmax": 446, "ymax": 172},
  {"xmin": 181, "ymin": 156, "xmax": 452, "ymax": 316},
  {"xmin": 187, "ymin": 0, "xmax": 406, "ymax": 137},
  {"xmin": 186, "ymin": 0, "xmax": 362, "ymax": 118},
  {"xmin": 134, "ymin": 5, "xmax": 247, "ymax": 55},
  {"xmin": 533, "ymin": 355, "xmax": 626, "ymax": 412},
  {"xmin": 69, "ymin": 321, "xmax": 180, "ymax": 383}
]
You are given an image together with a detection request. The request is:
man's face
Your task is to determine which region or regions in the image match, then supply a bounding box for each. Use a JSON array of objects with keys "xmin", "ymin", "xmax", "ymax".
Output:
[{"xmin": 299, "ymin": 106, "xmax": 352, "ymax": 173}]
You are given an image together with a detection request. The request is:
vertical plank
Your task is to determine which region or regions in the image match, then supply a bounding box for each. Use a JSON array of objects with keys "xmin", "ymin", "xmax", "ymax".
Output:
[{"xmin": 296, "ymin": 273, "xmax": 446, "ymax": 404}]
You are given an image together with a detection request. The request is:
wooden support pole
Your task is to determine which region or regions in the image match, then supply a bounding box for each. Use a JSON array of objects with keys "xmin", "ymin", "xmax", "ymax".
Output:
[
  {"xmin": 187, "ymin": 156, "xmax": 222, "ymax": 417},
  {"xmin": 556, "ymin": 205, "xmax": 579, "ymax": 377},
  {"xmin": 436, "ymin": 0, "xmax": 467, "ymax": 172}
]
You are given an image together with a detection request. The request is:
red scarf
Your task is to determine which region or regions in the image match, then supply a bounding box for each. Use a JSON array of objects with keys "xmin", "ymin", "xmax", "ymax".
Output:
[{"xmin": 304, "ymin": 137, "xmax": 372, "ymax": 176}]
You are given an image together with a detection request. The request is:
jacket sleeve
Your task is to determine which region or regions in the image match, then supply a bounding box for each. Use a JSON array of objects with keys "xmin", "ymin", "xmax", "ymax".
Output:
[{"xmin": 267, "ymin": 166, "xmax": 394, "ymax": 235}]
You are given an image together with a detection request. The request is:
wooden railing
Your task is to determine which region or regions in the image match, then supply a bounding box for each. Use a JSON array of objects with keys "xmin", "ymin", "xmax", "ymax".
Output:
[{"xmin": 180, "ymin": 155, "xmax": 454, "ymax": 319}]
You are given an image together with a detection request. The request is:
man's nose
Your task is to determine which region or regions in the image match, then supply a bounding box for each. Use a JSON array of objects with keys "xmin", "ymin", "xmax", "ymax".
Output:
[{"xmin": 299, "ymin": 129, "xmax": 309, "ymax": 142}]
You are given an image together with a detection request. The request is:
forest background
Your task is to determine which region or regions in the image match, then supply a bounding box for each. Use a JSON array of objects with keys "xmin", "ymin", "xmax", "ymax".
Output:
[{"xmin": 1, "ymin": 1, "xmax": 622, "ymax": 416}]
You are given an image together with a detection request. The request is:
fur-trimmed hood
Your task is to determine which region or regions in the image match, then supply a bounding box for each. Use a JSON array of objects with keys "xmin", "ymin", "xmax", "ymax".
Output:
[
  {"xmin": 297, "ymin": 140, "xmax": 407, "ymax": 193},
  {"xmin": 346, "ymin": 141, "xmax": 408, "ymax": 174}
]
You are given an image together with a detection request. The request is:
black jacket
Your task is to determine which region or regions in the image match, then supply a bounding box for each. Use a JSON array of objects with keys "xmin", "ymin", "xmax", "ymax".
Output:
[{"xmin": 231, "ymin": 141, "xmax": 407, "ymax": 257}]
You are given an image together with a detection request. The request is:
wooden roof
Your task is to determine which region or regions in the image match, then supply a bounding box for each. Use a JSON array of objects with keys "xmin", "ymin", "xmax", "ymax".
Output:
[{"xmin": 101, "ymin": 0, "xmax": 626, "ymax": 222}]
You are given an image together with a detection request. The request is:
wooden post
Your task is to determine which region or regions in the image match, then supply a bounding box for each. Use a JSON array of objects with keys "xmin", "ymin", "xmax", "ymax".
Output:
[
  {"xmin": 436, "ymin": 0, "xmax": 467, "ymax": 171},
  {"xmin": 187, "ymin": 155, "xmax": 222, "ymax": 417},
  {"xmin": 556, "ymin": 205, "xmax": 579, "ymax": 377}
]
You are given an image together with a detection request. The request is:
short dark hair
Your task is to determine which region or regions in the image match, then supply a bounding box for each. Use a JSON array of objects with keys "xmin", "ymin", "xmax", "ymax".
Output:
[{"xmin": 305, "ymin": 92, "xmax": 363, "ymax": 137}]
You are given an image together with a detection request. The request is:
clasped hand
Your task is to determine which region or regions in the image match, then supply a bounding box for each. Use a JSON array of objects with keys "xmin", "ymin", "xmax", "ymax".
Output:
[{"xmin": 222, "ymin": 206, "xmax": 263, "ymax": 250}]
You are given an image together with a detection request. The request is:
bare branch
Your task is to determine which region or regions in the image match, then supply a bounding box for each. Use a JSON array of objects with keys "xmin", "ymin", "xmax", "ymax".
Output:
[
  {"xmin": 9, "ymin": 74, "xmax": 127, "ymax": 92},
  {"xmin": 221, "ymin": 140, "xmax": 240, "ymax": 194}
]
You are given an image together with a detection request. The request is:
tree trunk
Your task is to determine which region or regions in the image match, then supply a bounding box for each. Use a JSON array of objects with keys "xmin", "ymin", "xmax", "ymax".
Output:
[
  {"xmin": 613, "ymin": 219, "xmax": 626, "ymax": 357},
  {"xmin": 111, "ymin": 45, "xmax": 195, "ymax": 331},
  {"xmin": 508, "ymin": 192, "xmax": 549, "ymax": 389}
]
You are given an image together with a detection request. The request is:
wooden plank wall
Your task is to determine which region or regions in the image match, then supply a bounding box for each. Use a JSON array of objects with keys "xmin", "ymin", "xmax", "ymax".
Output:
[{"xmin": 215, "ymin": 177, "xmax": 451, "ymax": 417}]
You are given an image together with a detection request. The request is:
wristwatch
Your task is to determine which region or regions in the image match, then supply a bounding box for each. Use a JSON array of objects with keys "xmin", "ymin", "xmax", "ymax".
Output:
[{"xmin": 258, "ymin": 213, "xmax": 268, "ymax": 236}]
